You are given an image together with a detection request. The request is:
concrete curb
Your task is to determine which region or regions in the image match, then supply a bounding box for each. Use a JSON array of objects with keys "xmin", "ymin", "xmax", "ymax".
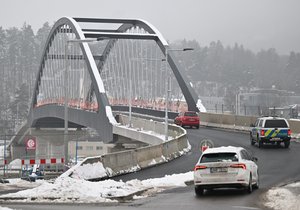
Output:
[{"xmin": 107, "ymin": 187, "xmax": 152, "ymax": 202}]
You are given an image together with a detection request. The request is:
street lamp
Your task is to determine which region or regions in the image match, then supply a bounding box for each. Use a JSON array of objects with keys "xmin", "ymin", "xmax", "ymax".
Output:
[
  {"xmin": 128, "ymin": 60, "xmax": 133, "ymax": 127},
  {"xmin": 164, "ymin": 47, "xmax": 194, "ymax": 141},
  {"xmin": 64, "ymin": 38, "xmax": 100, "ymax": 166}
]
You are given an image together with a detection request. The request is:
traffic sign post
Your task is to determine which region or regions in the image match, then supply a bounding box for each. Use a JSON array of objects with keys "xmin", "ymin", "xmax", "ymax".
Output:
[
  {"xmin": 199, "ymin": 139, "xmax": 214, "ymax": 152},
  {"xmin": 25, "ymin": 136, "xmax": 36, "ymax": 150}
]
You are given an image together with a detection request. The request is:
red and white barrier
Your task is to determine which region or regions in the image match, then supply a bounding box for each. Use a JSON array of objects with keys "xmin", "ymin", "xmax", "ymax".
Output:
[
  {"xmin": 21, "ymin": 158, "xmax": 64, "ymax": 165},
  {"xmin": 0, "ymin": 160, "xmax": 8, "ymax": 166}
]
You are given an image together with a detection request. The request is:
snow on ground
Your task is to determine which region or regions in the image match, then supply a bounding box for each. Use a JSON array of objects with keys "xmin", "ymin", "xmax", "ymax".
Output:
[
  {"xmin": 0, "ymin": 171, "xmax": 193, "ymax": 203},
  {"xmin": 118, "ymin": 124, "xmax": 173, "ymax": 141},
  {"xmin": 264, "ymin": 182, "xmax": 300, "ymax": 210},
  {"xmin": 1, "ymin": 169, "xmax": 300, "ymax": 209},
  {"xmin": 105, "ymin": 106, "xmax": 118, "ymax": 125},
  {"xmin": 70, "ymin": 161, "xmax": 107, "ymax": 180},
  {"xmin": 0, "ymin": 207, "xmax": 13, "ymax": 210},
  {"xmin": 292, "ymin": 133, "xmax": 300, "ymax": 141},
  {"xmin": 138, "ymin": 171, "xmax": 193, "ymax": 188}
]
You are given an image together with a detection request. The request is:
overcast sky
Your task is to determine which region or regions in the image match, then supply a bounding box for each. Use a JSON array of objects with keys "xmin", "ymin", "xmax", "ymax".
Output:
[{"xmin": 1, "ymin": 0, "xmax": 299, "ymax": 55}]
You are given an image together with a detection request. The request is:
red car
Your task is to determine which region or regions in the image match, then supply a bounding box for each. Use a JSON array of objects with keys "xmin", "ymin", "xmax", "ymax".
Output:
[{"xmin": 174, "ymin": 111, "xmax": 200, "ymax": 129}]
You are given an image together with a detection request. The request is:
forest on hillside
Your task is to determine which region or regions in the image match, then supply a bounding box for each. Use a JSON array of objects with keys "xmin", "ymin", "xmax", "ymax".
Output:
[{"xmin": 0, "ymin": 22, "xmax": 299, "ymax": 136}]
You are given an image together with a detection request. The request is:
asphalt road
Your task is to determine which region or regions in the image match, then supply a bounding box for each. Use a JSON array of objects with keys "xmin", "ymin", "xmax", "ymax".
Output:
[{"xmin": 4, "ymin": 126, "xmax": 300, "ymax": 210}]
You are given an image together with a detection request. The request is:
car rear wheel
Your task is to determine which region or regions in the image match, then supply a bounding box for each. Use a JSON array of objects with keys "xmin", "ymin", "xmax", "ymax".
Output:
[
  {"xmin": 195, "ymin": 186, "xmax": 204, "ymax": 196},
  {"xmin": 253, "ymin": 171, "xmax": 259, "ymax": 189},
  {"xmin": 258, "ymin": 140, "xmax": 263, "ymax": 148},
  {"xmin": 178, "ymin": 121, "xmax": 183, "ymax": 127},
  {"xmin": 246, "ymin": 174, "xmax": 253, "ymax": 193},
  {"xmin": 284, "ymin": 141, "xmax": 290, "ymax": 148},
  {"xmin": 250, "ymin": 135, "xmax": 255, "ymax": 146}
]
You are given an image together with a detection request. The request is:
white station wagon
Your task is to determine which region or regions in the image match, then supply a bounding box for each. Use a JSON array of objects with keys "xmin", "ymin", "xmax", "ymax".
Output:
[{"xmin": 193, "ymin": 146, "xmax": 259, "ymax": 196}]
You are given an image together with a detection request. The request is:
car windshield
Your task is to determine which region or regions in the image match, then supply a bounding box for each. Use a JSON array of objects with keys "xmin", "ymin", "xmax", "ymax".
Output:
[
  {"xmin": 184, "ymin": 112, "xmax": 197, "ymax": 117},
  {"xmin": 200, "ymin": 152, "xmax": 238, "ymax": 163},
  {"xmin": 264, "ymin": 120, "xmax": 288, "ymax": 128}
]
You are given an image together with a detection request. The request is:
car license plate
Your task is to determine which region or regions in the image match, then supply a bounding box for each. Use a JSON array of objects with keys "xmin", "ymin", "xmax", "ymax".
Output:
[
  {"xmin": 270, "ymin": 138, "xmax": 281, "ymax": 141},
  {"xmin": 189, "ymin": 119, "xmax": 195, "ymax": 121},
  {"xmin": 210, "ymin": 167, "xmax": 228, "ymax": 173}
]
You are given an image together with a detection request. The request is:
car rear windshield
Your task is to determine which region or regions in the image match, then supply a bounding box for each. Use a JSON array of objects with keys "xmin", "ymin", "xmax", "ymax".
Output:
[
  {"xmin": 184, "ymin": 112, "xmax": 197, "ymax": 117},
  {"xmin": 264, "ymin": 120, "xmax": 288, "ymax": 128},
  {"xmin": 200, "ymin": 153, "xmax": 238, "ymax": 163}
]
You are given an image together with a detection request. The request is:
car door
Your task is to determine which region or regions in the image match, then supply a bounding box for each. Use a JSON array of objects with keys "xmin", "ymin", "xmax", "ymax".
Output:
[
  {"xmin": 242, "ymin": 150, "xmax": 258, "ymax": 182},
  {"xmin": 241, "ymin": 150, "xmax": 251, "ymax": 170}
]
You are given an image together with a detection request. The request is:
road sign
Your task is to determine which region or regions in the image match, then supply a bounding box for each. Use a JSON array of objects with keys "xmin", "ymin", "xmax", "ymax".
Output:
[
  {"xmin": 25, "ymin": 136, "xmax": 36, "ymax": 150},
  {"xmin": 199, "ymin": 139, "xmax": 214, "ymax": 152}
]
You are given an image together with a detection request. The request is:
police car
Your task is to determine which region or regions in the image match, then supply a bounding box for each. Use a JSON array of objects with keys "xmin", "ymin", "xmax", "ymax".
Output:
[{"xmin": 250, "ymin": 116, "xmax": 291, "ymax": 148}]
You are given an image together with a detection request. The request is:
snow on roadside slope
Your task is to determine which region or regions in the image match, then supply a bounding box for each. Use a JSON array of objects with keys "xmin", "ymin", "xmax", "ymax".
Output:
[
  {"xmin": 0, "ymin": 172, "xmax": 193, "ymax": 203},
  {"xmin": 71, "ymin": 161, "xmax": 107, "ymax": 180},
  {"xmin": 2, "ymin": 170, "xmax": 300, "ymax": 207},
  {"xmin": 197, "ymin": 99, "xmax": 207, "ymax": 112},
  {"xmin": 0, "ymin": 207, "xmax": 13, "ymax": 210},
  {"xmin": 264, "ymin": 182, "xmax": 300, "ymax": 210}
]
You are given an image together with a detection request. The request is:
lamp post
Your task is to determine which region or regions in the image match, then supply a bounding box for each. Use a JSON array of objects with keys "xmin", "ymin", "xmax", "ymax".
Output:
[
  {"xmin": 128, "ymin": 57, "xmax": 162, "ymax": 127},
  {"xmin": 164, "ymin": 47, "xmax": 194, "ymax": 141},
  {"xmin": 3, "ymin": 134, "xmax": 6, "ymax": 177},
  {"xmin": 64, "ymin": 38, "xmax": 99, "ymax": 167},
  {"xmin": 128, "ymin": 60, "xmax": 132, "ymax": 127}
]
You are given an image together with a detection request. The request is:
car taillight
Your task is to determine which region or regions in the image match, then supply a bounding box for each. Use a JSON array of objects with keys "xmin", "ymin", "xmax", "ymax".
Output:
[
  {"xmin": 194, "ymin": 165, "xmax": 207, "ymax": 171},
  {"xmin": 288, "ymin": 129, "xmax": 291, "ymax": 136},
  {"xmin": 230, "ymin": 163, "xmax": 246, "ymax": 170},
  {"xmin": 260, "ymin": 130, "xmax": 265, "ymax": 136}
]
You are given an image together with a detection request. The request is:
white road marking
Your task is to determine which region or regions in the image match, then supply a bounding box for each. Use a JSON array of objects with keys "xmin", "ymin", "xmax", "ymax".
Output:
[{"xmin": 232, "ymin": 206, "xmax": 260, "ymax": 210}]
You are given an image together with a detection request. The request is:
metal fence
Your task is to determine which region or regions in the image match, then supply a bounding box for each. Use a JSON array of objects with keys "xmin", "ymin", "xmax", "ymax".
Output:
[{"xmin": 205, "ymin": 104, "xmax": 299, "ymax": 119}]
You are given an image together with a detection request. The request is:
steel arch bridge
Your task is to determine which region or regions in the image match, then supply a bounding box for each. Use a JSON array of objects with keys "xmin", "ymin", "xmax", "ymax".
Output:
[{"xmin": 23, "ymin": 17, "xmax": 200, "ymax": 143}]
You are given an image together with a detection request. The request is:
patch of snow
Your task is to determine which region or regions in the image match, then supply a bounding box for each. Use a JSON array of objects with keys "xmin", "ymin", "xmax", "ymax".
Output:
[
  {"xmin": 148, "ymin": 159, "xmax": 157, "ymax": 166},
  {"xmin": 117, "ymin": 124, "xmax": 170, "ymax": 142},
  {"xmin": 65, "ymin": 17, "xmax": 105, "ymax": 94},
  {"xmin": 196, "ymin": 99, "xmax": 207, "ymax": 112},
  {"xmin": 0, "ymin": 145, "xmax": 4, "ymax": 158},
  {"xmin": 83, "ymin": 45, "xmax": 105, "ymax": 93},
  {"xmin": 265, "ymin": 187, "xmax": 300, "ymax": 210},
  {"xmin": 292, "ymin": 133, "xmax": 300, "ymax": 140},
  {"xmin": 71, "ymin": 162, "xmax": 107, "ymax": 180},
  {"xmin": 7, "ymin": 158, "xmax": 22, "ymax": 170},
  {"xmin": 2, "ymin": 177, "xmax": 134, "ymax": 203},
  {"xmin": 287, "ymin": 182, "xmax": 300, "ymax": 188},
  {"xmin": 106, "ymin": 106, "xmax": 118, "ymax": 125},
  {"xmin": 3, "ymin": 171, "xmax": 194, "ymax": 203},
  {"xmin": 118, "ymin": 165, "xmax": 141, "ymax": 175},
  {"xmin": 128, "ymin": 171, "xmax": 193, "ymax": 188},
  {"xmin": 0, "ymin": 207, "xmax": 14, "ymax": 210}
]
